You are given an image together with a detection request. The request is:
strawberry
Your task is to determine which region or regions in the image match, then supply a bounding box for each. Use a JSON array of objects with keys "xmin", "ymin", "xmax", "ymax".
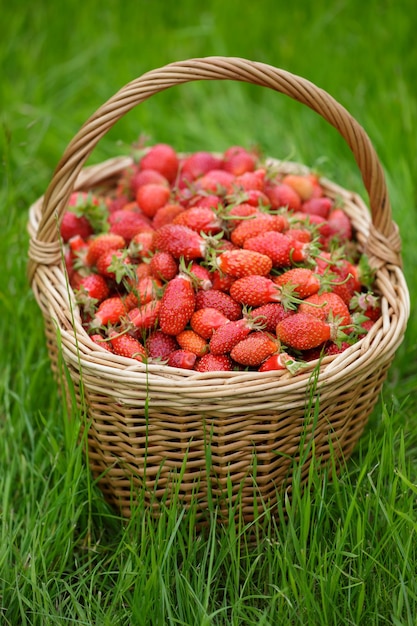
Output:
[
  {"xmin": 182, "ymin": 261, "xmax": 213, "ymax": 291},
  {"xmin": 244, "ymin": 231, "xmax": 308, "ymax": 267},
  {"xmin": 216, "ymin": 249, "xmax": 273, "ymax": 278},
  {"xmin": 152, "ymin": 203, "xmax": 185, "ymax": 229},
  {"xmin": 91, "ymin": 296, "xmax": 127, "ymax": 327},
  {"xmin": 190, "ymin": 307, "xmax": 230, "ymax": 340},
  {"xmin": 139, "ymin": 143, "xmax": 179, "ymax": 184},
  {"xmin": 172, "ymin": 206, "xmax": 223, "ymax": 235},
  {"xmin": 276, "ymin": 313, "xmax": 332, "ymax": 350},
  {"xmin": 229, "ymin": 275, "xmax": 281, "ymax": 307},
  {"xmin": 258, "ymin": 351, "xmax": 302, "ymax": 374},
  {"xmin": 90, "ymin": 334, "xmax": 114, "ymax": 352},
  {"xmin": 194, "ymin": 353, "xmax": 233, "ymax": 372},
  {"xmin": 60, "ymin": 211, "xmax": 93, "ymax": 242},
  {"xmin": 179, "ymin": 151, "xmax": 223, "ymax": 183},
  {"xmin": 109, "ymin": 330, "xmax": 146, "ymax": 361},
  {"xmin": 222, "ymin": 146, "xmax": 257, "ymax": 176},
  {"xmin": 166, "ymin": 349, "xmax": 197, "ymax": 370},
  {"xmin": 96, "ymin": 249, "xmax": 134, "ymax": 282},
  {"xmin": 129, "ymin": 168, "xmax": 170, "ymax": 196},
  {"xmin": 135, "ymin": 261, "xmax": 153, "ymax": 279},
  {"xmin": 126, "ymin": 276, "xmax": 162, "ymax": 308},
  {"xmin": 145, "ymin": 330, "xmax": 179, "ymax": 359},
  {"xmin": 209, "ymin": 317, "xmax": 257, "ymax": 355},
  {"xmin": 326, "ymin": 208, "xmax": 353, "ymax": 242},
  {"xmin": 108, "ymin": 209, "xmax": 152, "ymax": 242},
  {"xmin": 232, "ymin": 168, "xmax": 266, "ymax": 192},
  {"xmin": 153, "ymin": 224, "xmax": 206, "ymax": 261},
  {"xmin": 195, "ymin": 169, "xmax": 235, "ymax": 195},
  {"xmin": 136, "ymin": 183, "xmax": 171, "ymax": 218},
  {"xmin": 158, "ymin": 274, "xmax": 196, "ymax": 335},
  {"xmin": 272, "ymin": 267, "xmax": 321, "ymax": 299},
  {"xmin": 210, "ymin": 269, "xmax": 236, "ymax": 292},
  {"xmin": 264, "ymin": 182, "xmax": 302, "ymax": 211},
  {"xmin": 230, "ymin": 214, "xmax": 288, "ymax": 247},
  {"xmin": 224, "ymin": 202, "xmax": 261, "ymax": 224},
  {"xmin": 149, "ymin": 251, "xmax": 178, "ymax": 281},
  {"xmin": 74, "ymin": 274, "xmax": 110, "ymax": 315},
  {"xmin": 86, "ymin": 233, "xmax": 126, "ymax": 266},
  {"xmin": 281, "ymin": 174, "xmax": 318, "ymax": 201},
  {"xmin": 298, "ymin": 292, "xmax": 352, "ymax": 326},
  {"xmin": 230, "ymin": 331, "xmax": 278, "ymax": 366},
  {"xmin": 128, "ymin": 299, "xmax": 161, "ymax": 332},
  {"xmin": 176, "ymin": 329, "xmax": 208, "ymax": 356},
  {"xmin": 129, "ymin": 231, "xmax": 155, "ymax": 259},
  {"xmin": 195, "ymin": 289, "xmax": 242, "ymax": 321},
  {"xmin": 300, "ymin": 197, "xmax": 333, "ymax": 219},
  {"xmin": 250, "ymin": 302, "xmax": 294, "ymax": 333}
]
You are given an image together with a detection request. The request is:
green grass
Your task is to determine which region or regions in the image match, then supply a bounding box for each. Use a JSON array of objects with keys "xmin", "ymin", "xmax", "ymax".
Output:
[{"xmin": 1, "ymin": 0, "xmax": 417, "ymax": 624}]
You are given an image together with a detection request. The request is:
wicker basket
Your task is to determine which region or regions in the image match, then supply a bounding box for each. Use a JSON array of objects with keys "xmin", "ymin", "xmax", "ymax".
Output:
[{"xmin": 27, "ymin": 57, "xmax": 409, "ymax": 522}]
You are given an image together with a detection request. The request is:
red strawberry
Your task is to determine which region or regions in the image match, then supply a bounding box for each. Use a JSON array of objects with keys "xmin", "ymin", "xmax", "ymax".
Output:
[
  {"xmin": 129, "ymin": 167, "xmax": 170, "ymax": 196},
  {"xmin": 153, "ymin": 224, "xmax": 206, "ymax": 261},
  {"xmin": 244, "ymin": 231, "xmax": 308, "ymax": 267},
  {"xmin": 230, "ymin": 331, "xmax": 278, "ymax": 366},
  {"xmin": 209, "ymin": 317, "xmax": 255, "ymax": 355},
  {"xmin": 210, "ymin": 269, "xmax": 236, "ymax": 292},
  {"xmin": 183, "ymin": 262, "xmax": 213, "ymax": 291},
  {"xmin": 129, "ymin": 231, "xmax": 155, "ymax": 259},
  {"xmin": 126, "ymin": 276, "xmax": 162, "ymax": 308},
  {"xmin": 264, "ymin": 182, "xmax": 302, "ymax": 211},
  {"xmin": 96, "ymin": 249, "xmax": 133, "ymax": 282},
  {"xmin": 195, "ymin": 169, "xmax": 235, "ymax": 195},
  {"xmin": 149, "ymin": 251, "xmax": 178, "ymax": 281},
  {"xmin": 194, "ymin": 353, "xmax": 233, "ymax": 372},
  {"xmin": 229, "ymin": 275, "xmax": 280, "ymax": 307},
  {"xmin": 285, "ymin": 227, "xmax": 312, "ymax": 244},
  {"xmin": 108, "ymin": 209, "xmax": 152, "ymax": 242},
  {"xmin": 152, "ymin": 203, "xmax": 185, "ymax": 229},
  {"xmin": 86, "ymin": 233, "xmax": 126, "ymax": 266},
  {"xmin": 272, "ymin": 267, "xmax": 321, "ymax": 299},
  {"xmin": 145, "ymin": 330, "xmax": 179, "ymax": 359},
  {"xmin": 90, "ymin": 333, "xmax": 114, "ymax": 352},
  {"xmin": 276, "ymin": 313, "xmax": 332, "ymax": 350},
  {"xmin": 75, "ymin": 273, "xmax": 110, "ymax": 303},
  {"xmin": 195, "ymin": 289, "xmax": 242, "ymax": 321},
  {"xmin": 250, "ymin": 302, "xmax": 294, "ymax": 333},
  {"xmin": 109, "ymin": 330, "xmax": 146, "ymax": 361},
  {"xmin": 91, "ymin": 296, "xmax": 127, "ymax": 327},
  {"xmin": 128, "ymin": 299, "xmax": 161, "ymax": 331},
  {"xmin": 298, "ymin": 292, "xmax": 352, "ymax": 326},
  {"xmin": 173, "ymin": 206, "xmax": 223, "ymax": 235},
  {"xmin": 166, "ymin": 349, "xmax": 197, "ymax": 370},
  {"xmin": 61, "ymin": 211, "xmax": 93, "ymax": 242},
  {"xmin": 230, "ymin": 214, "xmax": 288, "ymax": 247},
  {"xmin": 179, "ymin": 151, "xmax": 223, "ymax": 183},
  {"xmin": 158, "ymin": 274, "xmax": 196, "ymax": 335},
  {"xmin": 139, "ymin": 143, "xmax": 179, "ymax": 184},
  {"xmin": 325, "ymin": 209, "xmax": 353, "ymax": 243},
  {"xmin": 225, "ymin": 202, "xmax": 261, "ymax": 224},
  {"xmin": 190, "ymin": 307, "xmax": 230, "ymax": 340},
  {"xmin": 233, "ymin": 168, "xmax": 266, "ymax": 192},
  {"xmin": 258, "ymin": 351, "xmax": 300, "ymax": 373},
  {"xmin": 135, "ymin": 261, "xmax": 152, "ymax": 279},
  {"xmin": 223, "ymin": 146, "xmax": 257, "ymax": 176},
  {"xmin": 136, "ymin": 183, "xmax": 171, "ymax": 218},
  {"xmin": 300, "ymin": 197, "xmax": 333, "ymax": 219},
  {"xmin": 216, "ymin": 249, "xmax": 273, "ymax": 278},
  {"xmin": 176, "ymin": 329, "xmax": 208, "ymax": 356}
]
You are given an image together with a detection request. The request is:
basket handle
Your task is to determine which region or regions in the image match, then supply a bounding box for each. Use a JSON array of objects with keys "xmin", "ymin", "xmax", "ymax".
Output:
[{"xmin": 29, "ymin": 56, "xmax": 402, "ymax": 270}]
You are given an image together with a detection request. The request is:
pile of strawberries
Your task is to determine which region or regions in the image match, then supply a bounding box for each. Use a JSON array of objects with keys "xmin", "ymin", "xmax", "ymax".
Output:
[{"xmin": 61, "ymin": 142, "xmax": 381, "ymax": 373}]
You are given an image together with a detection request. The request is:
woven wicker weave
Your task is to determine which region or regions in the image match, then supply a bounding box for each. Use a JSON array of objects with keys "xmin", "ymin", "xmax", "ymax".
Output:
[{"xmin": 27, "ymin": 57, "xmax": 409, "ymax": 521}]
